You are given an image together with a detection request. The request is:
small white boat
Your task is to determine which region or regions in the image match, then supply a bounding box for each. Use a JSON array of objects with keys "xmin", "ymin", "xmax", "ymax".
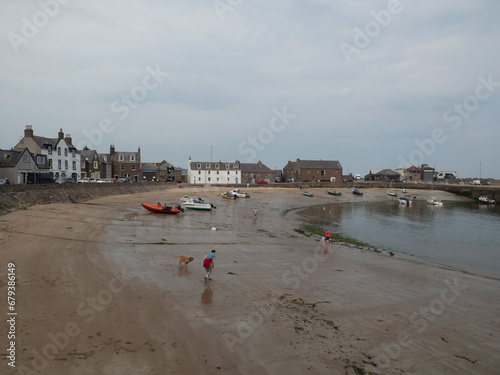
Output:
[
  {"xmin": 478, "ymin": 195, "xmax": 496, "ymax": 205},
  {"xmin": 398, "ymin": 197, "xmax": 412, "ymax": 205},
  {"xmin": 402, "ymin": 189, "xmax": 408, "ymax": 193},
  {"xmin": 231, "ymin": 188, "xmax": 250, "ymax": 198},
  {"xmin": 180, "ymin": 195, "xmax": 193, "ymax": 203},
  {"xmin": 388, "ymin": 191, "xmax": 397, "ymax": 197},
  {"xmin": 182, "ymin": 197, "xmax": 215, "ymax": 210},
  {"xmin": 427, "ymin": 197, "xmax": 443, "ymax": 206}
]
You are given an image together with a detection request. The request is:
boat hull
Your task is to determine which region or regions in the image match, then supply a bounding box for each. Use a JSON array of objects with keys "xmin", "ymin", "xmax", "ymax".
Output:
[
  {"xmin": 141, "ymin": 203, "xmax": 182, "ymax": 214},
  {"xmin": 327, "ymin": 190, "xmax": 342, "ymax": 196}
]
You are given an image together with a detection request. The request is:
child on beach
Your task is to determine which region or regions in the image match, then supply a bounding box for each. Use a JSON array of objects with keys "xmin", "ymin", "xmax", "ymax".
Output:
[{"xmin": 203, "ymin": 250, "xmax": 216, "ymax": 281}]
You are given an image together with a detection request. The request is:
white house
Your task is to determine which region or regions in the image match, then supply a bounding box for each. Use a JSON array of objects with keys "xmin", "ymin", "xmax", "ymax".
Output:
[
  {"xmin": 15, "ymin": 125, "xmax": 81, "ymax": 181},
  {"xmin": 187, "ymin": 157, "xmax": 241, "ymax": 184}
]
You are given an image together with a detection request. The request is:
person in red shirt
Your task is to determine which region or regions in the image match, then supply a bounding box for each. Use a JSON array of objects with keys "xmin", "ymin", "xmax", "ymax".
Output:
[{"xmin": 325, "ymin": 229, "xmax": 330, "ymax": 245}]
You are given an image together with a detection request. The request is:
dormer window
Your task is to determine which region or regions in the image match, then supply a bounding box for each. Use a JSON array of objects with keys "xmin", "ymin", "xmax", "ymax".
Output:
[
  {"xmin": 196, "ymin": 163, "xmax": 201, "ymax": 168},
  {"xmin": 119, "ymin": 155, "xmax": 124, "ymax": 161},
  {"xmin": 48, "ymin": 146, "xmax": 52, "ymax": 154},
  {"xmin": 130, "ymin": 155, "xmax": 135, "ymax": 161},
  {"xmin": 206, "ymin": 163, "xmax": 210, "ymax": 169},
  {"xmin": 225, "ymin": 164, "xmax": 229, "ymax": 169},
  {"xmin": 215, "ymin": 164, "xmax": 219, "ymax": 169}
]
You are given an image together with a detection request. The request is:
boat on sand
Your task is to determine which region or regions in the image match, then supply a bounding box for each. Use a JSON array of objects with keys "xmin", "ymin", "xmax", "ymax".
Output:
[{"xmin": 141, "ymin": 203, "xmax": 184, "ymax": 214}]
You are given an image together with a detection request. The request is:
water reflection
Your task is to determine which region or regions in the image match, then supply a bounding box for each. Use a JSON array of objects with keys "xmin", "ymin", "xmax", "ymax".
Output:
[
  {"xmin": 201, "ymin": 285, "xmax": 213, "ymax": 304},
  {"xmin": 290, "ymin": 200, "xmax": 500, "ymax": 278}
]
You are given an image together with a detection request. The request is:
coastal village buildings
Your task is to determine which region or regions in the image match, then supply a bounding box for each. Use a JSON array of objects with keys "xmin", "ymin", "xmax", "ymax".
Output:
[
  {"xmin": 364, "ymin": 169, "xmax": 402, "ymax": 182},
  {"xmin": 187, "ymin": 157, "xmax": 241, "ymax": 184},
  {"xmin": 0, "ymin": 148, "xmax": 49, "ymax": 184},
  {"xmin": 14, "ymin": 126, "xmax": 81, "ymax": 181},
  {"xmin": 140, "ymin": 161, "xmax": 181, "ymax": 182},
  {"xmin": 240, "ymin": 160, "xmax": 274, "ymax": 183},
  {"xmin": 110, "ymin": 145, "xmax": 141, "ymax": 181},
  {"xmin": 283, "ymin": 159, "xmax": 343, "ymax": 182}
]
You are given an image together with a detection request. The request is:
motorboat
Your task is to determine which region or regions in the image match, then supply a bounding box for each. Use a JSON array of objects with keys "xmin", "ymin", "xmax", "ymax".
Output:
[
  {"xmin": 221, "ymin": 192, "xmax": 237, "ymax": 199},
  {"xmin": 427, "ymin": 197, "xmax": 443, "ymax": 206},
  {"xmin": 402, "ymin": 189, "xmax": 408, "ymax": 193},
  {"xmin": 327, "ymin": 190, "xmax": 342, "ymax": 196},
  {"xmin": 478, "ymin": 195, "xmax": 496, "ymax": 205},
  {"xmin": 398, "ymin": 197, "xmax": 412, "ymax": 206},
  {"xmin": 180, "ymin": 195, "xmax": 193, "ymax": 203},
  {"xmin": 182, "ymin": 197, "xmax": 215, "ymax": 210},
  {"xmin": 388, "ymin": 191, "xmax": 397, "ymax": 197},
  {"xmin": 231, "ymin": 188, "xmax": 250, "ymax": 198},
  {"xmin": 352, "ymin": 189, "xmax": 363, "ymax": 195},
  {"xmin": 141, "ymin": 203, "xmax": 184, "ymax": 214}
]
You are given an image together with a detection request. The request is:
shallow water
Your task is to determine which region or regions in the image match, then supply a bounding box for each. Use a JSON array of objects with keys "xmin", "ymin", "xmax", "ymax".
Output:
[{"xmin": 289, "ymin": 200, "xmax": 500, "ymax": 279}]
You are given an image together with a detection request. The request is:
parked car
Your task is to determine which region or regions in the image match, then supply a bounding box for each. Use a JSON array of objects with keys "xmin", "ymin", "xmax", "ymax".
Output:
[
  {"xmin": 78, "ymin": 178, "xmax": 91, "ymax": 183},
  {"xmin": 0, "ymin": 179, "xmax": 10, "ymax": 185},
  {"xmin": 256, "ymin": 180, "xmax": 268, "ymax": 184},
  {"xmin": 481, "ymin": 181, "xmax": 491, "ymax": 185},
  {"xmin": 55, "ymin": 177, "xmax": 75, "ymax": 184},
  {"xmin": 471, "ymin": 180, "xmax": 481, "ymax": 185},
  {"xmin": 96, "ymin": 178, "xmax": 112, "ymax": 183},
  {"xmin": 117, "ymin": 178, "xmax": 130, "ymax": 183}
]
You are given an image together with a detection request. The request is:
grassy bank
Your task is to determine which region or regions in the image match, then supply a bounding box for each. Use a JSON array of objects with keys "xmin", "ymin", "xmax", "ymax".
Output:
[{"xmin": 299, "ymin": 224, "xmax": 376, "ymax": 249}]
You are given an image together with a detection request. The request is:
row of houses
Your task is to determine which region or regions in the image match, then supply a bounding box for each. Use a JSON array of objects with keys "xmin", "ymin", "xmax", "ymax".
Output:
[
  {"xmin": 364, "ymin": 165, "xmax": 436, "ymax": 183},
  {"xmin": 1, "ymin": 125, "xmax": 348, "ymax": 185}
]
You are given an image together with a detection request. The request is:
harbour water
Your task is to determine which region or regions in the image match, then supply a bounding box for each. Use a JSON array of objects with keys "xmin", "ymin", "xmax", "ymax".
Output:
[{"xmin": 289, "ymin": 200, "xmax": 500, "ymax": 279}]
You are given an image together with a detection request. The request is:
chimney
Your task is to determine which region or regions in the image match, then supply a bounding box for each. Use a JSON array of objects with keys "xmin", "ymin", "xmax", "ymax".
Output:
[
  {"xmin": 58, "ymin": 128, "xmax": 64, "ymax": 140},
  {"xmin": 64, "ymin": 134, "xmax": 72, "ymax": 145},
  {"xmin": 110, "ymin": 145, "xmax": 115, "ymax": 155},
  {"xmin": 257, "ymin": 160, "xmax": 262, "ymax": 167},
  {"xmin": 25, "ymin": 125, "xmax": 33, "ymax": 138}
]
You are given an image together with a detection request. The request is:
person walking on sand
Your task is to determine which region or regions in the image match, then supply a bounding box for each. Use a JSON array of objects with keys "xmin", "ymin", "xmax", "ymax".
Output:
[
  {"xmin": 325, "ymin": 229, "xmax": 330, "ymax": 245},
  {"xmin": 253, "ymin": 207, "xmax": 258, "ymax": 219},
  {"xmin": 203, "ymin": 250, "xmax": 216, "ymax": 281}
]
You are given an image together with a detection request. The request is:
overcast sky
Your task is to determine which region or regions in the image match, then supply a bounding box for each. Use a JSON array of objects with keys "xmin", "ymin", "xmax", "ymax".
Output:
[{"xmin": 1, "ymin": 0, "xmax": 499, "ymax": 178}]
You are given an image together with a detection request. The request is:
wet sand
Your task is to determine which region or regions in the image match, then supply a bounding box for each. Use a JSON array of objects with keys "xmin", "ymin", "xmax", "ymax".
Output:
[{"xmin": 0, "ymin": 187, "xmax": 499, "ymax": 374}]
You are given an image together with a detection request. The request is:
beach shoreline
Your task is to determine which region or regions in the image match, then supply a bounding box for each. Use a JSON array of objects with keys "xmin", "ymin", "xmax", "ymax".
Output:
[{"xmin": 0, "ymin": 187, "xmax": 498, "ymax": 374}]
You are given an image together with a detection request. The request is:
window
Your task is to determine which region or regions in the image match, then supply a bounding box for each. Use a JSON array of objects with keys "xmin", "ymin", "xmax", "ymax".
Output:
[
  {"xmin": 233, "ymin": 164, "xmax": 238, "ymax": 168},
  {"xmin": 216, "ymin": 171, "xmax": 219, "ymax": 175},
  {"xmin": 64, "ymin": 148, "xmax": 68, "ymax": 156},
  {"xmin": 216, "ymin": 177, "xmax": 219, "ymax": 181},
  {"xmin": 130, "ymin": 155, "xmax": 135, "ymax": 161},
  {"xmin": 48, "ymin": 159, "xmax": 52, "ymax": 168},
  {"xmin": 225, "ymin": 164, "xmax": 229, "ymax": 169},
  {"xmin": 58, "ymin": 147, "xmax": 61, "ymax": 156},
  {"xmin": 73, "ymin": 161, "xmax": 76, "ymax": 170},
  {"xmin": 321, "ymin": 170, "xmax": 325, "ymax": 176},
  {"xmin": 227, "ymin": 177, "xmax": 230, "ymax": 181},
  {"xmin": 208, "ymin": 171, "xmax": 210, "ymax": 175},
  {"xmin": 227, "ymin": 171, "xmax": 230, "ymax": 175},
  {"xmin": 120, "ymin": 164, "xmax": 125, "ymax": 170},
  {"xmin": 208, "ymin": 177, "xmax": 211, "ymax": 182},
  {"xmin": 197, "ymin": 163, "xmax": 201, "ymax": 168},
  {"xmin": 198, "ymin": 170, "xmax": 201, "ymax": 174},
  {"xmin": 65, "ymin": 160, "xmax": 68, "ymax": 169},
  {"xmin": 198, "ymin": 177, "xmax": 201, "ymax": 181},
  {"xmin": 72, "ymin": 150, "xmax": 75, "ymax": 157},
  {"xmin": 206, "ymin": 163, "xmax": 210, "ymax": 169},
  {"xmin": 215, "ymin": 164, "xmax": 219, "ymax": 169},
  {"xmin": 23, "ymin": 154, "xmax": 29, "ymax": 162},
  {"xmin": 48, "ymin": 146, "xmax": 52, "ymax": 155},
  {"xmin": 58, "ymin": 160, "xmax": 61, "ymax": 169},
  {"xmin": 119, "ymin": 155, "xmax": 124, "ymax": 161},
  {"xmin": 131, "ymin": 165, "xmax": 136, "ymax": 171},
  {"xmin": 37, "ymin": 156, "xmax": 45, "ymax": 164},
  {"xmin": 93, "ymin": 161, "xmax": 98, "ymax": 169}
]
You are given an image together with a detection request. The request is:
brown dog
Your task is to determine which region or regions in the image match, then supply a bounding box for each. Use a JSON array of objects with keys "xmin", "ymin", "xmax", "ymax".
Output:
[{"xmin": 173, "ymin": 254, "xmax": 194, "ymax": 267}]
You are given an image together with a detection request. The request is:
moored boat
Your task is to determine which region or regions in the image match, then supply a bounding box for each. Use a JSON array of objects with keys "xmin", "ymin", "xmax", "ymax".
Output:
[
  {"xmin": 398, "ymin": 197, "xmax": 412, "ymax": 206},
  {"xmin": 182, "ymin": 198, "xmax": 215, "ymax": 210},
  {"xmin": 221, "ymin": 192, "xmax": 237, "ymax": 199},
  {"xmin": 427, "ymin": 197, "xmax": 443, "ymax": 206},
  {"xmin": 327, "ymin": 190, "xmax": 342, "ymax": 196},
  {"xmin": 303, "ymin": 191, "xmax": 313, "ymax": 197},
  {"xmin": 141, "ymin": 203, "xmax": 184, "ymax": 214},
  {"xmin": 388, "ymin": 191, "xmax": 397, "ymax": 197},
  {"xmin": 478, "ymin": 195, "xmax": 496, "ymax": 205},
  {"xmin": 231, "ymin": 188, "xmax": 250, "ymax": 198},
  {"xmin": 352, "ymin": 188, "xmax": 363, "ymax": 195}
]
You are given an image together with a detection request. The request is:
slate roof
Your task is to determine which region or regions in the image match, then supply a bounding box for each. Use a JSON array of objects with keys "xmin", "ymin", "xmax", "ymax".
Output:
[
  {"xmin": 0, "ymin": 149, "xmax": 22, "ymax": 168},
  {"xmin": 240, "ymin": 162, "xmax": 273, "ymax": 173},
  {"xmin": 141, "ymin": 163, "xmax": 159, "ymax": 171},
  {"xmin": 80, "ymin": 149, "xmax": 96, "ymax": 162},
  {"xmin": 372, "ymin": 169, "xmax": 401, "ymax": 176},
  {"xmin": 111, "ymin": 151, "xmax": 140, "ymax": 163},
  {"xmin": 32, "ymin": 135, "xmax": 78, "ymax": 151},
  {"xmin": 190, "ymin": 161, "xmax": 240, "ymax": 170},
  {"xmin": 295, "ymin": 160, "xmax": 342, "ymax": 169}
]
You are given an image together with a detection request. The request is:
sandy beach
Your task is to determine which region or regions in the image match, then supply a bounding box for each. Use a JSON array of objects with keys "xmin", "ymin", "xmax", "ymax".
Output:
[{"xmin": 0, "ymin": 187, "xmax": 499, "ymax": 374}]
